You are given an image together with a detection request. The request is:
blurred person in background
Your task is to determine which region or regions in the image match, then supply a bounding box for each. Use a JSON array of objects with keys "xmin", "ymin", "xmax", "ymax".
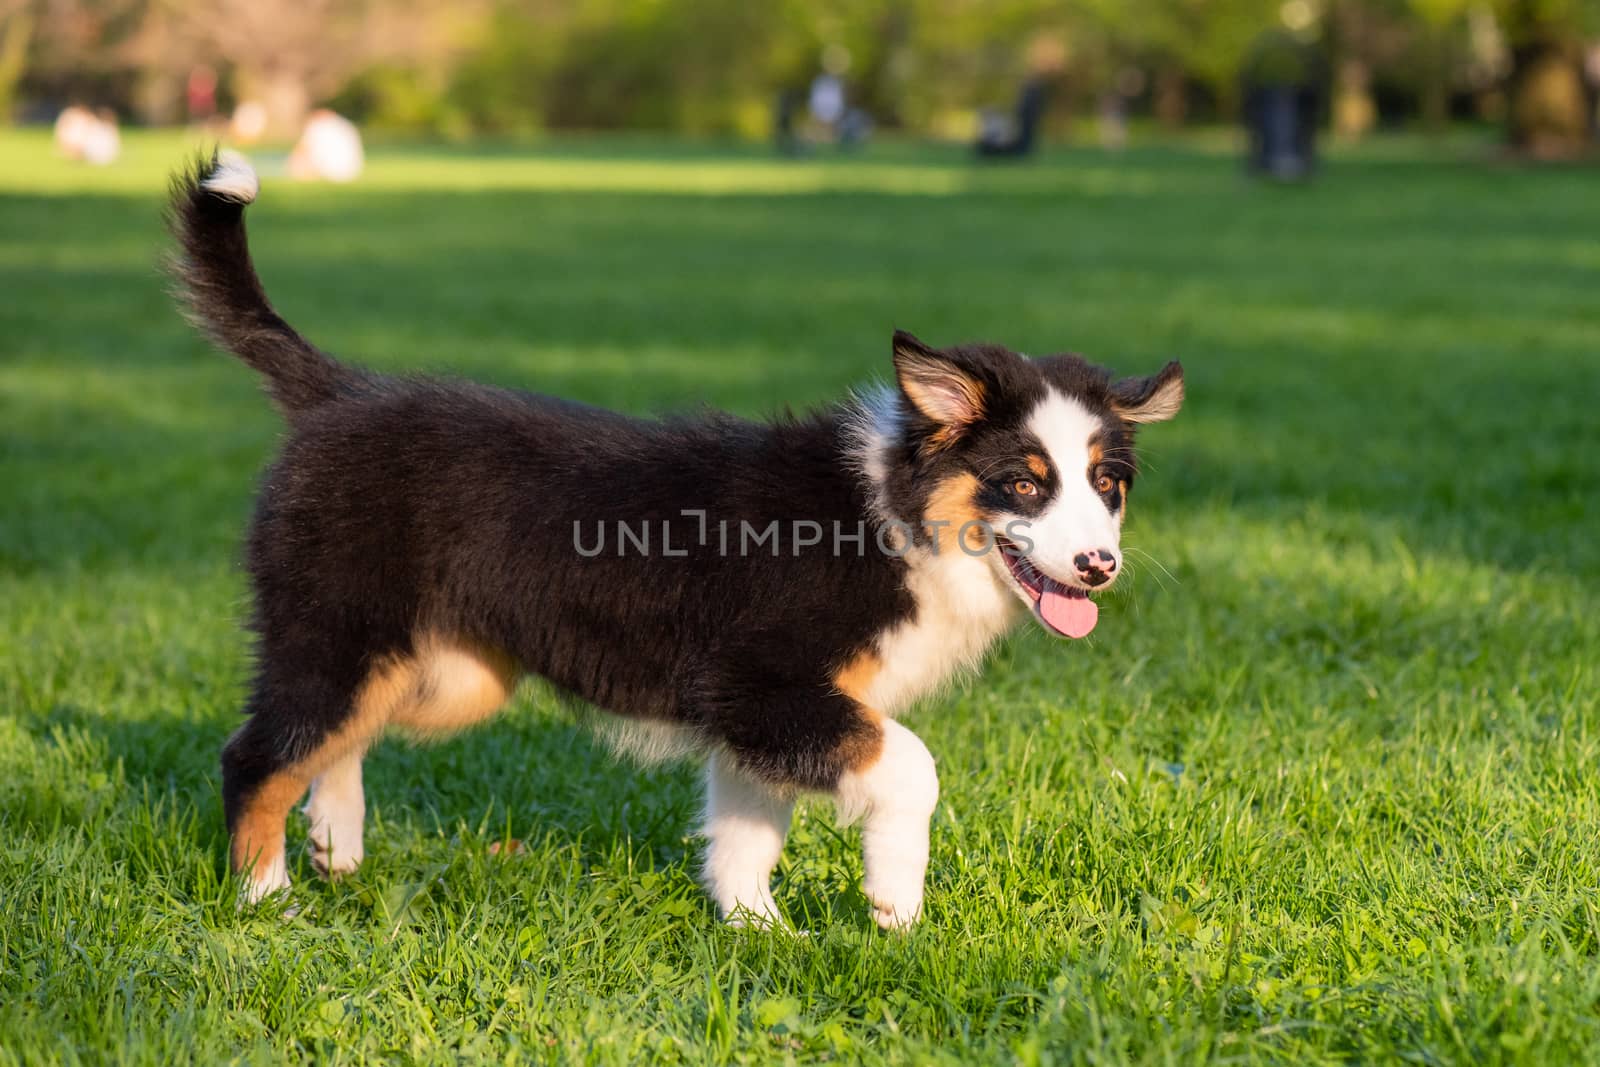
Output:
[
  {"xmin": 53, "ymin": 105, "xmax": 119, "ymax": 165},
  {"xmin": 288, "ymin": 109, "xmax": 363, "ymax": 183},
  {"xmin": 1242, "ymin": 26, "xmax": 1325, "ymax": 179},
  {"xmin": 976, "ymin": 36, "xmax": 1064, "ymax": 158}
]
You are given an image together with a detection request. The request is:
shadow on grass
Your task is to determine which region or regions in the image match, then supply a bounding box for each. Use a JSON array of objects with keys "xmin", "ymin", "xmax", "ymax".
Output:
[{"xmin": 23, "ymin": 695, "xmax": 709, "ymax": 898}]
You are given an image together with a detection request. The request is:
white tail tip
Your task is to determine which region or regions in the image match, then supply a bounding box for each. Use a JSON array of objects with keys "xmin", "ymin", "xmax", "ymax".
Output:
[{"xmin": 200, "ymin": 149, "xmax": 259, "ymax": 205}]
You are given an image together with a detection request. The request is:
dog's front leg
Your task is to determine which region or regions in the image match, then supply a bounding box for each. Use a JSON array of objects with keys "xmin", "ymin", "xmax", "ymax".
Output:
[
  {"xmin": 836, "ymin": 719, "xmax": 939, "ymax": 930},
  {"xmin": 701, "ymin": 750, "xmax": 794, "ymax": 928}
]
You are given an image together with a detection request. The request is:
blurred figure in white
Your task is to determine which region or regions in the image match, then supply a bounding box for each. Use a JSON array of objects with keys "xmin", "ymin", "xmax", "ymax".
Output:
[
  {"xmin": 231, "ymin": 101, "xmax": 269, "ymax": 146},
  {"xmin": 54, "ymin": 106, "xmax": 121, "ymax": 166},
  {"xmin": 808, "ymin": 71, "xmax": 844, "ymax": 130},
  {"xmin": 808, "ymin": 43, "xmax": 850, "ymax": 133},
  {"xmin": 54, "ymin": 106, "xmax": 94, "ymax": 157},
  {"xmin": 288, "ymin": 110, "xmax": 364, "ymax": 183}
]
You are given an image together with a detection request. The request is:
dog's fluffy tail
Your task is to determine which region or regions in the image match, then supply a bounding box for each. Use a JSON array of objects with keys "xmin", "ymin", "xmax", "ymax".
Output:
[{"xmin": 168, "ymin": 149, "xmax": 363, "ymax": 420}]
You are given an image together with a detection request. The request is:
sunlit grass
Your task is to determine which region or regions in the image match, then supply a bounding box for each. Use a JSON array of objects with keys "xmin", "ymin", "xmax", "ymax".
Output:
[{"xmin": 1, "ymin": 128, "xmax": 1597, "ymax": 1064}]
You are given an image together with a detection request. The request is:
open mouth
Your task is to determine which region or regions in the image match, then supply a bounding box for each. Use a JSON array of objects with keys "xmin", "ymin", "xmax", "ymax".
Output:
[{"xmin": 998, "ymin": 539, "xmax": 1099, "ymax": 639}]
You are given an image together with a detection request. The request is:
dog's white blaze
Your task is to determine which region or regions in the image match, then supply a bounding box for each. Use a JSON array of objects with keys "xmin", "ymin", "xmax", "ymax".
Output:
[
  {"xmin": 702, "ymin": 751, "xmax": 792, "ymax": 927},
  {"xmin": 1021, "ymin": 389, "xmax": 1122, "ymax": 581},
  {"xmin": 835, "ymin": 719, "xmax": 939, "ymax": 929},
  {"xmin": 200, "ymin": 150, "xmax": 259, "ymax": 204},
  {"xmin": 304, "ymin": 750, "xmax": 365, "ymax": 875}
]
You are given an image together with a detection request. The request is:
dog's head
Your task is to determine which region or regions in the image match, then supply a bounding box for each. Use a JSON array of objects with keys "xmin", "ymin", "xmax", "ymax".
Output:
[{"xmin": 883, "ymin": 330, "xmax": 1183, "ymax": 639}]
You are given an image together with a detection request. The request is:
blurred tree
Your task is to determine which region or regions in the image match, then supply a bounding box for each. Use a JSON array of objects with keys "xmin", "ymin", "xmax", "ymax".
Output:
[
  {"xmin": 3, "ymin": 0, "xmax": 144, "ymax": 122},
  {"xmin": 0, "ymin": 0, "xmax": 33, "ymax": 120},
  {"xmin": 1326, "ymin": 0, "xmax": 1413, "ymax": 136},
  {"xmin": 3, "ymin": 0, "xmax": 1593, "ymax": 152},
  {"xmin": 1495, "ymin": 0, "xmax": 1596, "ymax": 154},
  {"xmin": 134, "ymin": 0, "xmax": 474, "ymax": 137},
  {"xmin": 1081, "ymin": 0, "xmax": 1286, "ymax": 122},
  {"xmin": 1398, "ymin": 0, "xmax": 1593, "ymax": 150}
]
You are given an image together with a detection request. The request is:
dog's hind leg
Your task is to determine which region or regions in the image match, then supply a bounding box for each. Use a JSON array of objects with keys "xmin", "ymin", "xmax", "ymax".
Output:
[
  {"xmin": 223, "ymin": 652, "xmax": 413, "ymax": 904},
  {"xmin": 304, "ymin": 749, "xmax": 366, "ymax": 877},
  {"xmin": 701, "ymin": 750, "xmax": 794, "ymax": 928},
  {"xmin": 222, "ymin": 710, "xmax": 308, "ymax": 904}
]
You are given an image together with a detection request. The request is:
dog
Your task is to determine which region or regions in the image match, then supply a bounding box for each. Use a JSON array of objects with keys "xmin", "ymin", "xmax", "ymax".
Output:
[{"xmin": 168, "ymin": 149, "xmax": 1183, "ymax": 928}]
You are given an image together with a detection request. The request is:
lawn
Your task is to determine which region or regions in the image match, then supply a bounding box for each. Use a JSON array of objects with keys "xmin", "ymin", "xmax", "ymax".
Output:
[{"xmin": 2, "ymin": 128, "xmax": 1597, "ymax": 1065}]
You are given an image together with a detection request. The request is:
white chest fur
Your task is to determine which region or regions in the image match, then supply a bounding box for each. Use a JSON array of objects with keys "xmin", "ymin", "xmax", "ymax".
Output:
[{"xmin": 860, "ymin": 545, "xmax": 1021, "ymax": 715}]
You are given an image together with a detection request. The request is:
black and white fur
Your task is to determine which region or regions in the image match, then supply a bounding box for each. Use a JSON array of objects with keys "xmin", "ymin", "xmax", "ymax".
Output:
[{"xmin": 168, "ymin": 151, "xmax": 1184, "ymax": 928}]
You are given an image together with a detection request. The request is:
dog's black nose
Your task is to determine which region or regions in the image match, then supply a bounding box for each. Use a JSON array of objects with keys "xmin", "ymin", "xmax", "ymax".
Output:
[{"xmin": 1073, "ymin": 549, "xmax": 1118, "ymax": 586}]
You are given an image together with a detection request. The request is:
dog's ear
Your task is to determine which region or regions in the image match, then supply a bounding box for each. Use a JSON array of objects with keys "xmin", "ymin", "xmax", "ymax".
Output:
[
  {"xmin": 892, "ymin": 330, "xmax": 986, "ymax": 439},
  {"xmin": 1110, "ymin": 360, "xmax": 1184, "ymax": 424}
]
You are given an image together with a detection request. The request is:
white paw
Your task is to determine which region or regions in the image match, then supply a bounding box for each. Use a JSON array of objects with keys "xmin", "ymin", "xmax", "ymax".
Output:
[
  {"xmin": 722, "ymin": 893, "xmax": 789, "ymax": 932},
  {"xmin": 866, "ymin": 886, "xmax": 923, "ymax": 930},
  {"xmin": 306, "ymin": 835, "xmax": 363, "ymax": 878},
  {"xmin": 303, "ymin": 790, "xmax": 364, "ymax": 879},
  {"xmin": 861, "ymin": 833, "xmax": 929, "ymax": 931},
  {"xmin": 238, "ymin": 856, "xmax": 291, "ymax": 908}
]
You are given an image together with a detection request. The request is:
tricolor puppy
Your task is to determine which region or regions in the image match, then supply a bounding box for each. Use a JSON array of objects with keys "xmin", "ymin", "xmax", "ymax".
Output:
[{"xmin": 170, "ymin": 151, "xmax": 1183, "ymax": 928}]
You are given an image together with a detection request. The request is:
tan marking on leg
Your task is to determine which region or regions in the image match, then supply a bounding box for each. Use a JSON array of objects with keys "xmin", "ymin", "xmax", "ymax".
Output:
[
  {"xmin": 232, "ymin": 771, "xmax": 310, "ymax": 884},
  {"xmin": 230, "ymin": 651, "xmax": 418, "ymax": 885},
  {"xmin": 831, "ymin": 649, "xmax": 882, "ymax": 706},
  {"xmin": 837, "ymin": 707, "xmax": 887, "ymax": 778},
  {"xmin": 1026, "ymin": 453, "xmax": 1049, "ymax": 480},
  {"xmin": 388, "ymin": 634, "xmax": 519, "ymax": 737},
  {"xmin": 231, "ymin": 637, "xmax": 515, "ymax": 894}
]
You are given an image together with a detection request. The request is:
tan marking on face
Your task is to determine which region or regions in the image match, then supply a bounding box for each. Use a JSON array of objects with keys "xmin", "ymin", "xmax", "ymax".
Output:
[
  {"xmin": 1088, "ymin": 439, "xmax": 1104, "ymax": 468},
  {"xmin": 1026, "ymin": 454, "xmax": 1049, "ymax": 479},
  {"xmin": 1118, "ymin": 479, "xmax": 1129, "ymax": 518},
  {"xmin": 229, "ymin": 633, "xmax": 519, "ymax": 878},
  {"xmin": 925, "ymin": 472, "xmax": 990, "ymax": 553}
]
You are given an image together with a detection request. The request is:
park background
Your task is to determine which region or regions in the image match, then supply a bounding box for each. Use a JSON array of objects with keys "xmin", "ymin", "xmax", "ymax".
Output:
[
  {"xmin": 3, "ymin": 0, "xmax": 1599, "ymax": 151},
  {"xmin": 3, "ymin": 1, "xmax": 1599, "ymax": 1065}
]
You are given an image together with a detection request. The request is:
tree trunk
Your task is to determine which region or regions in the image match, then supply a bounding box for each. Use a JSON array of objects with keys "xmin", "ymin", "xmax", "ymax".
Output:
[
  {"xmin": 0, "ymin": 9, "xmax": 34, "ymax": 125},
  {"xmin": 1154, "ymin": 66, "xmax": 1187, "ymax": 128},
  {"xmin": 1333, "ymin": 57, "xmax": 1374, "ymax": 138},
  {"xmin": 1418, "ymin": 26, "xmax": 1450, "ymax": 133},
  {"xmin": 1507, "ymin": 38, "xmax": 1590, "ymax": 156}
]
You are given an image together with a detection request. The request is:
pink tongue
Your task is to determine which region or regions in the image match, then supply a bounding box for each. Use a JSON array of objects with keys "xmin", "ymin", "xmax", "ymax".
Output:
[{"xmin": 1038, "ymin": 586, "xmax": 1098, "ymax": 639}]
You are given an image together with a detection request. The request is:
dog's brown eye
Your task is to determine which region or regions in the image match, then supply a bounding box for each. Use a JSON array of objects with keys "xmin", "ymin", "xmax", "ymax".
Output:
[
  {"xmin": 1095, "ymin": 474, "xmax": 1115, "ymax": 495},
  {"xmin": 1012, "ymin": 479, "xmax": 1038, "ymax": 497}
]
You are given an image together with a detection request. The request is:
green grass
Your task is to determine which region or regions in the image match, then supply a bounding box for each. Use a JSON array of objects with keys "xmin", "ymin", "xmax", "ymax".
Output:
[{"xmin": 2, "ymin": 128, "xmax": 1598, "ymax": 1065}]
